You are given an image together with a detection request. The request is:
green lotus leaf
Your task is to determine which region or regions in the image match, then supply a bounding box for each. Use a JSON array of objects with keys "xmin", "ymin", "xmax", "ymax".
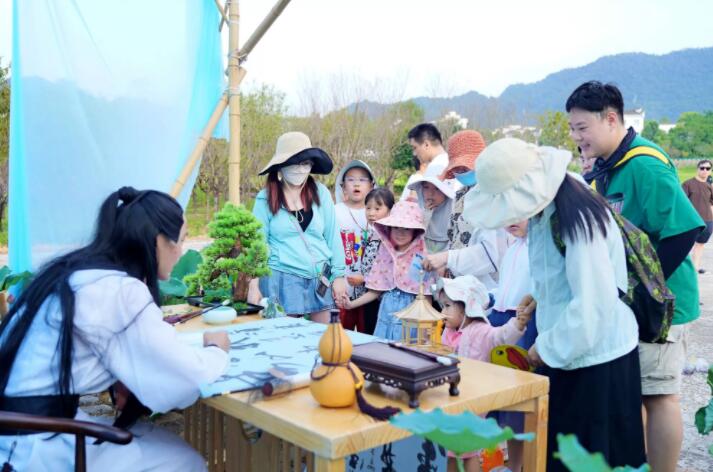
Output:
[
  {"xmin": 389, "ymin": 408, "xmax": 533, "ymax": 456},
  {"xmin": 555, "ymin": 434, "xmax": 650, "ymax": 472}
]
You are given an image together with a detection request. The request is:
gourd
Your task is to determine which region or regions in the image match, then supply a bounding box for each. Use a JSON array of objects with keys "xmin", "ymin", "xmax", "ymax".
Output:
[{"xmin": 309, "ymin": 311, "xmax": 364, "ymax": 408}]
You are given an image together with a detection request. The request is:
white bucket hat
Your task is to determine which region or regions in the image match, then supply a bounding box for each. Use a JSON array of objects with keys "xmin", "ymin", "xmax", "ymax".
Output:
[
  {"xmin": 434, "ymin": 275, "xmax": 491, "ymax": 321},
  {"xmin": 463, "ymin": 138, "xmax": 571, "ymax": 229},
  {"xmin": 259, "ymin": 131, "xmax": 333, "ymax": 175},
  {"xmin": 407, "ymin": 161, "xmax": 456, "ymax": 200}
]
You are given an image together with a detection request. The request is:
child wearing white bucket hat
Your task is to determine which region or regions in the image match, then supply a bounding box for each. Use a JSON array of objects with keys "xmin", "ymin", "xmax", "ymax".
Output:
[
  {"xmin": 436, "ymin": 275, "xmax": 530, "ymax": 365},
  {"xmin": 434, "ymin": 274, "xmax": 530, "ymax": 471},
  {"xmin": 407, "ymin": 161, "xmax": 455, "ymax": 253},
  {"xmin": 463, "ymin": 138, "xmax": 645, "ymax": 471}
]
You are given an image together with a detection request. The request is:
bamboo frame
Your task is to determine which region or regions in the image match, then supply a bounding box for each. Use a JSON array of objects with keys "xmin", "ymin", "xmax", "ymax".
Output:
[
  {"xmin": 169, "ymin": 93, "xmax": 228, "ymax": 198},
  {"xmin": 227, "ymin": 0, "xmax": 242, "ymax": 204},
  {"xmin": 170, "ymin": 0, "xmax": 293, "ymax": 202},
  {"xmin": 239, "ymin": 0, "xmax": 293, "ymax": 64}
]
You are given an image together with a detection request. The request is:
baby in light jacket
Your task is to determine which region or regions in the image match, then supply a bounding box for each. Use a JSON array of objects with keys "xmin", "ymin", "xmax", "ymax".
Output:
[
  {"xmin": 438, "ymin": 275, "xmax": 530, "ymax": 359},
  {"xmin": 436, "ymin": 274, "xmax": 531, "ymax": 471}
]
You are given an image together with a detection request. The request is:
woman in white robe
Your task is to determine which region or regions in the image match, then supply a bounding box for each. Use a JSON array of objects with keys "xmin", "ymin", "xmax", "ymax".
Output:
[{"xmin": 0, "ymin": 187, "xmax": 229, "ymax": 471}]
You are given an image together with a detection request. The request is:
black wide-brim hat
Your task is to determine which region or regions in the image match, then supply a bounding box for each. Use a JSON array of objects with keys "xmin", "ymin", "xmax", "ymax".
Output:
[{"xmin": 258, "ymin": 131, "xmax": 333, "ymax": 175}]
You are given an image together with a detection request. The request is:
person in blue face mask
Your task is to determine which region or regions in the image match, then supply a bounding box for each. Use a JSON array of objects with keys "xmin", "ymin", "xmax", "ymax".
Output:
[{"xmin": 422, "ymin": 130, "xmax": 504, "ymax": 290}]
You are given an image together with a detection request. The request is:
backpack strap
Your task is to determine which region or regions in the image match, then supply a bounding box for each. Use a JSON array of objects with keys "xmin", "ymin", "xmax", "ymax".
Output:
[
  {"xmin": 591, "ymin": 145, "xmax": 671, "ymax": 192},
  {"xmin": 614, "ymin": 145, "xmax": 672, "ymax": 169}
]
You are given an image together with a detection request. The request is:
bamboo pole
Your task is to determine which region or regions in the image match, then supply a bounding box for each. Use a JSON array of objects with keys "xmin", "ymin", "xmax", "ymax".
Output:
[
  {"xmin": 227, "ymin": 0, "xmax": 242, "ymax": 204},
  {"xmin": 239, "ymin": 0, "xmax": 293, "ymax": 64},
  {"xmin": 214, "ymin": 0, "xmax": 228, "ymax": 31},
  {"xmin": 170, "ymin": 93, "xmax": 228, "ymax": 198}
]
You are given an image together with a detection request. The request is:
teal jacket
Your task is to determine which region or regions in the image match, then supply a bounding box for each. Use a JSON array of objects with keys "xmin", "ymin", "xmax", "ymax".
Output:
[{"xmin": 252, "ymin": 182, "xmax": 346, "ymax": 280}]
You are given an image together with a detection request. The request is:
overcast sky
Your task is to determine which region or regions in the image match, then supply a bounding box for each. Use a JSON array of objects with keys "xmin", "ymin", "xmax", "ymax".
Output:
[{"xmin": 2, "ymin": 0, "xmax": 712, "ymax": 113}]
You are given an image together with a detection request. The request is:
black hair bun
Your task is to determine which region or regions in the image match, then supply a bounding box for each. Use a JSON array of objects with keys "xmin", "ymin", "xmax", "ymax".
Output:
[{"xmin": 118, "ymin": 186, "xmax": 140, "ymax": 204}]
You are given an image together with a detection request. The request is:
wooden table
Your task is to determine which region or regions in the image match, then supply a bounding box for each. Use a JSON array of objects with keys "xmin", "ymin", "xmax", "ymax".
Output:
[{"xmin": 174, "ymin": 312, "xmax": 549, "ymax": 472}]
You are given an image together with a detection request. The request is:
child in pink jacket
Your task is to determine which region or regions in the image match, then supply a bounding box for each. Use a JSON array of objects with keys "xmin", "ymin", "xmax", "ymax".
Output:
[
  {"xmin": 347, "ymin": 200, "xmax": 429, "ymax": 340},
  {"xmin": 436, "ymin": 274, "xmax": 531, "ymax": 472}
]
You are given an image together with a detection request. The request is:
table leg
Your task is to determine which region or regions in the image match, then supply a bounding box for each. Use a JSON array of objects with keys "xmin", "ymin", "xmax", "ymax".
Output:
[
  {"xmin": 523, "ymin": 394, "xmax": 548, "ymax": 472},
  {"xmin": 314, "ymin": 456, "xmax": 345, "ymax": 472}
]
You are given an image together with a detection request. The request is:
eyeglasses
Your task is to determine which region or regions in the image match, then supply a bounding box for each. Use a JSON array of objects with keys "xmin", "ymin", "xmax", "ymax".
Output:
[
  {"xmin": 700, "ymin": 166, "xmax": 711, "ymax": 171},
  {"xmin": 344, "ymin": 177, "xmax": 372, "ymax": 184}
]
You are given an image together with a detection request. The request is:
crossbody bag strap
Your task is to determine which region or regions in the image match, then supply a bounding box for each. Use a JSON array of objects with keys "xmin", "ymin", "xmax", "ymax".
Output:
[{"xmin": 285, "ymin": 208, "xmax": 321, "ymax": 278}]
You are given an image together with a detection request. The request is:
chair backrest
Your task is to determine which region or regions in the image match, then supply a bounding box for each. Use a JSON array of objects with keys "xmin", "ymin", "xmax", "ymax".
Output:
[{"xmin": 0, "ymin": 410, "xmax": 133, "ymax": 472}]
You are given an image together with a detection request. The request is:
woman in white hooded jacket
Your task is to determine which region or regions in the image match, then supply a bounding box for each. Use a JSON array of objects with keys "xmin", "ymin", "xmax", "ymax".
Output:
[
  {"xmin": 0, "ymin": 187, "xmax": 229, "ymax": 471},
  {"xmin": 463, "ymin": 139, "xmax": 645, "ymax": 472}
]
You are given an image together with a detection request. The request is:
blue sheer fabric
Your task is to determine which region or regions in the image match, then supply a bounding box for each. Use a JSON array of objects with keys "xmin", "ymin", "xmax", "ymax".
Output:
[{"xmin": 9, "ymin": 0, "xmax": 225, "ymax": 270}]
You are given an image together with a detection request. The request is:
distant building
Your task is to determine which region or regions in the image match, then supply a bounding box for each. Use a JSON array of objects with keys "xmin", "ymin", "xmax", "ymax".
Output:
[
  {"xmin": 436, "ymin": 111, "xmax": 468, "ymax": 130},
  {"xmin": 624, "ymin": 108, "xmax": 645, "ymax": 133},
  {"xmin": 658, "ymin": 123, "xmax": 676, "ymax": 133},
  {"xmin": 496, "ymin": 124, "xmax": 538, "ymax": 139}
]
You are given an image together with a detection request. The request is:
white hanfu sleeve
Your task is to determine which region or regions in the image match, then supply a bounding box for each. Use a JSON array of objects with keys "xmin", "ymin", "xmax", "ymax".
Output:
[
  {"xmin": 99, "ymin": 279, "xmax": 229, "ymax": 413},
  {"xmin": 447, "ymin": 228, "xmax": 499, "ymax": 277}
]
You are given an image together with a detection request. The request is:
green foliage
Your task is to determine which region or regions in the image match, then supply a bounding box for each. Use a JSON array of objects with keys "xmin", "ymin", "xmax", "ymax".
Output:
[
  {"xmin": 185, "ymin": 203, "xmax": 270, "ymax": 302},
  {"xmin": 667, "ymin": 111, "xmax": 713, "ymax": 159},
  {"xmin": 389, "ymin": 408, "xmax": 533, "ymax": 456},
  {"xmin": 0, "ymin": 266, "xmax": 32, "ymax": 292},
  {"xmin": 695, "ymin": 366, "xmax": 713, "ymax": 456},
  {"xmin": 391, "ymin": 141, "xmax": 415, "ymax": 171},
  {"xmin": 538, "ymin": 111, "xmax": 577, "ymax": 154},
  {"xmin": 158, "ymin": 249, "xmax": 203, "ymax": 305},
  {"xmin": 555, "ymin": 434, "xmax": 650, "ymax": 472},
  {"xmin": 641, "ymin": 120, "xmax": 665, "ymax": 144}
]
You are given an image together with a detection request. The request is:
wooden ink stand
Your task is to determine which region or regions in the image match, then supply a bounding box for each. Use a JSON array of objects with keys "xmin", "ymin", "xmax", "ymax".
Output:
[{"xmin": 351, "ymin": 342, "xmax": 461, "ymax": 408}]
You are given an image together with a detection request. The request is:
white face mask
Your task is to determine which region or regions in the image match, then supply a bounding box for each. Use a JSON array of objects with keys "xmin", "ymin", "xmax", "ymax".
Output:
[{"xmin": 280, "ymin": 163, "xmax": 312, "ymax": 186}]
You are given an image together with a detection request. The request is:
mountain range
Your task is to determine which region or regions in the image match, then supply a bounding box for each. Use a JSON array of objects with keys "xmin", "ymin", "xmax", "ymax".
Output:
[{"xmin": 351, "ymin": 47, "xmax": 713, "ymax": 129}]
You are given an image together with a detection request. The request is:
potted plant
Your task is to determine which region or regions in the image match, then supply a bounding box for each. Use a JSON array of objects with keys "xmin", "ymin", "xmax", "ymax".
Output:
[{"xmin": 185, "ymin": 203, "xmax": 270, "ymax": 310}]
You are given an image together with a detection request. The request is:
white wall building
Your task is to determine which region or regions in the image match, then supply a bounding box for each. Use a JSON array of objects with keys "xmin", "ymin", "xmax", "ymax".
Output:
[{"xmin": 624, "ymin": 108, "xmax": 645, "ymax": 133}]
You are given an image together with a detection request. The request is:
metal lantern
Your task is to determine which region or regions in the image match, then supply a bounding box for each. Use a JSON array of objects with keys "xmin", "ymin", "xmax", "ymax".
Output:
[{"xmin": 394, "ymin": 277, "xmax": 446, "ymax": 348}]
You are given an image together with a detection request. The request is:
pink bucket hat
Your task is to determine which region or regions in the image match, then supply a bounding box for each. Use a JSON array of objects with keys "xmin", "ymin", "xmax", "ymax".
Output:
[{"xmin": 373, "ymin": 200, "xmax": 426, "ymax": 234}]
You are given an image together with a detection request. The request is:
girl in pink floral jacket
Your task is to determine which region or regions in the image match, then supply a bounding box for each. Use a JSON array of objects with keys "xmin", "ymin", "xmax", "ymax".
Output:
[{"xmin": 346, "ymin": 200, "xmax": 428, "ymax": 340}]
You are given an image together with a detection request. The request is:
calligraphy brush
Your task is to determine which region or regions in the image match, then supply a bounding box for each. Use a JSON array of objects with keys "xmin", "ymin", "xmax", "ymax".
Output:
[{"xmin": 164, "ymin": 299, "xmax": 231, "ymax": 325}]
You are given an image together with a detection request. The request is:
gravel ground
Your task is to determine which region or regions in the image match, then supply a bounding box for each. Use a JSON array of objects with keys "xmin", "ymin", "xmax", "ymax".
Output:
[{"xmin": 679, "ymin": 247, "xmax": 713, "ymax": 471}]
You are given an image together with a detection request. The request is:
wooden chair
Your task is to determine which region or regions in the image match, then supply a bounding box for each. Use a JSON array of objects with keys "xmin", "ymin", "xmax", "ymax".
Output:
[{"xmin": 0, "ymin": 411, "xmax": 132, "ymax": 472}]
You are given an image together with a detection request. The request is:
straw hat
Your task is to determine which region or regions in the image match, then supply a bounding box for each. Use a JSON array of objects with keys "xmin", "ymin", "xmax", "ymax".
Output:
[
  {"xmin": 435, "ymin": 275, "xmax": 490, "ymax": 320},
  {"xmin": 441, "ymin": 130, "xmax": 486, "ymax": 180},
  {"xmin": 463, "ymin": 138, "xmax": 571, "ymax": 230},
  {"xmin": 373, "ymin": 200, "xmax": 426, "ymax": 233},
  {"xmin": 259, "ymin": 131, "xmax": 333, "ymax": 175},
  {"xmin": 407, "ymin": 161, "xmax": 456, "ymax": 200}
]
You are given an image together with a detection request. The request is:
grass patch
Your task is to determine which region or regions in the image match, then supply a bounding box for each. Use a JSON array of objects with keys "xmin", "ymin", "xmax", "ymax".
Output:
[{"xmin": 677, "ymin": 165, "xmax": 697, "ymax": 183}]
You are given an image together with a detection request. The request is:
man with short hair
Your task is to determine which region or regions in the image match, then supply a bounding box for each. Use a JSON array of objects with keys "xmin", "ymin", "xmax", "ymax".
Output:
[
  {"xmin": 566, "ymin": 81, "xmax": 704, "ymax": 472},
  {"xmin": 401, "ymin": 123, "xmax": 450, "ymax": 201},
  {"xmin": 682, "ymin": 159, "xmax": 713, "ymax": 273}
]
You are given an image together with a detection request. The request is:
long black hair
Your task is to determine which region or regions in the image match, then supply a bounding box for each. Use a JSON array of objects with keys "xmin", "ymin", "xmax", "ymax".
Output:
[
  {"xmin": 552, "ymin": 174, "xmax": 610, "ymax": 242},
  {"xmin": 0, "ymin": 186, "xmax": 184, "ymax": 401}
]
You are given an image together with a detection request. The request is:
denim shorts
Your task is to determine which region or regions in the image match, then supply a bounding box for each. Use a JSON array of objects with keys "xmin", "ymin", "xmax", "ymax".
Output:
[{"xmin": 259, "ymin": 269, "xmax": 335, "ymax": 316}]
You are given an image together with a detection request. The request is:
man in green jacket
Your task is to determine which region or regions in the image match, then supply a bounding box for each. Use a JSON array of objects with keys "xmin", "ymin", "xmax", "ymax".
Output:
[{"xmin": 566, "ymin": 81, "xmax": 703, "ymax": 472}]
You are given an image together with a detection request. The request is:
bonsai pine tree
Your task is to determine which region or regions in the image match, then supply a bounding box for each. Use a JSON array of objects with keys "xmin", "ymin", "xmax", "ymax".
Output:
[{"xmin": 185, "ymin": 203, "xmax": 270, "ymax": 304}]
